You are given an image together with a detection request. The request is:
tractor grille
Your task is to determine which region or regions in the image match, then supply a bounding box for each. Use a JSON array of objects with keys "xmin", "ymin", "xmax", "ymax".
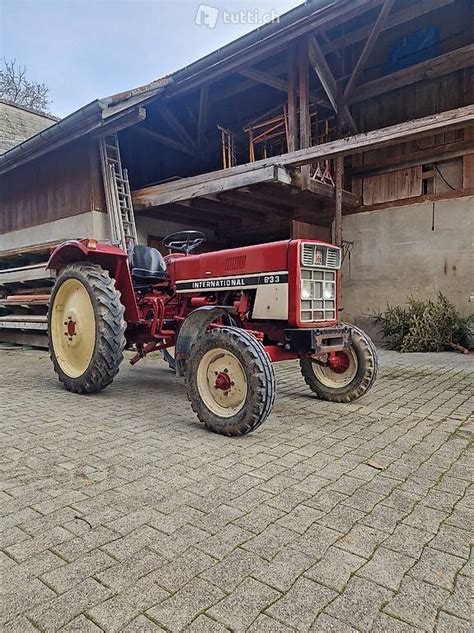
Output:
[
  {"xmin": 300, "ymin": 269, "xmax": 336, "ymax": 322},
  {"xmin": 301, "ymin": 243, "xmax": 340, "ymax": 269}
]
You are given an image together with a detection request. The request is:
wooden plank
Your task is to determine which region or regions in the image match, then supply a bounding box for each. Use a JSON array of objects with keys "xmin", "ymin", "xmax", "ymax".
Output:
[
  {"xmin": 321, "ymin": 0, "xmax": 455, "ymax": 57},
  {"xmin": 198, "ymin": 85, "xmax": 209, "ymax": 148},
  {"xmin": 334, "ymin": 156, "xmax": 344, "ymax": 246},
  {"xmin": 287, "ymin": 44, "xmax": 298, "ymax": 153},
  {"xmin": 363, "ymin": 166, "xmax": 422, "ymax": 205},
  {"xmin": 0, "ymin": 321, "xmax": 48, "ymax": 330},
  {"xmin": 350, "ymin": 139, "xmax": 474, "ymax": 177},
  {"xmin": 132, "ymin": 106, "xmax": 474, "ymax": 209},
  {"xmin": 299, "ymin": 39, "xmax": 311, "ymax": 185},
  {"xmin": 239, "ymin": 67, "xmax": 288, "ymax": 93},
  {"xmin": 0, "ymin": 330, "xmax": 48, "ymax": 347},
  {"xmin": 463, "ymin": 127, "xmax": 474, "ymax": 188},
  {"xmin": 158, "ymin": 104, "xmax": 197, "ymax": 152},
  {"xmin": 0, "ymin": 264, "xmax": 53, "ymax": 284},
  {"xmin": 343, "ymin": 0, "xmax": 395, "ymax": 101},
  {"xmin": 134, "ymin": 125, "xmax": 195, "ymax": 156},
  {"xmin": 133, "ymin": 165, "xmax": 282, "ymax": 208},
  {"xmin": 308, "ymin": 37, "xmax": 358, "ymax": 133},
  {"xmin": 349, "ymin": 44, "xmax": 474, "ymax": 104}
]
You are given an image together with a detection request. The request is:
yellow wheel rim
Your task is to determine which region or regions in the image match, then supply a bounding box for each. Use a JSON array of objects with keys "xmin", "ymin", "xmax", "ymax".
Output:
[
  {"xmin": 50, "ymin": 278, "xmax": 96, "ymax": 378},
  {"xmin": 196, "ymin": 347, "xmax": 248, "ymax": 418}
]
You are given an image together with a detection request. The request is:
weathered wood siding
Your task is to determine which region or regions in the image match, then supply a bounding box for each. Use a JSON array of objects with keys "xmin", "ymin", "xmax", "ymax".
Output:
[{"xmin": 0, "ymin": 137, "xmax": 105, "ymax": 235}]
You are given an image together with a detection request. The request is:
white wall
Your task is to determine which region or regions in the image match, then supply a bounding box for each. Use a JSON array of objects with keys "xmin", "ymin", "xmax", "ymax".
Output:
[
  {"xmin": 341, "ymin": 196, "xmax": 474, "ymax": 320},
  {"xmin": 0, "ymin": 211, "xmax": 111, "ymax": 253}
]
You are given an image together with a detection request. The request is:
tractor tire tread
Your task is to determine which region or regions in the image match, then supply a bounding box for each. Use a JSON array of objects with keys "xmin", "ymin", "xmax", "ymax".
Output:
[
  {"xmin": 185, "ymin": 326, "xmax": 276, "ymax": 436},
  {"xmin": 48, "ymin": 262, "xmax": 126, "ymax": 394},
  {"xmin": 300, "ymin": 323, "xmax": 378, "ymax": 403}
]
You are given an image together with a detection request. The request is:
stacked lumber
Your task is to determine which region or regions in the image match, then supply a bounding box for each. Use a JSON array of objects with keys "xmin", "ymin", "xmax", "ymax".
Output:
[{"xmin": 0, "ymin": 241, "xmax": 60, "ymax": 348}]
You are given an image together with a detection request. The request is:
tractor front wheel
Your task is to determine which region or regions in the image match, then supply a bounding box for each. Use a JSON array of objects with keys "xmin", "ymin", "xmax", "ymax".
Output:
[
  {"xmin": 300, "ymin": 324, "xmax": 377, "ymax": 403},
  {"xmin": 185, "ymin": 327, "xmax": 276, "ymax": 436},
  {"xmin": 48, "ymin": 262, "xmax": 126, "ymax": 394}
]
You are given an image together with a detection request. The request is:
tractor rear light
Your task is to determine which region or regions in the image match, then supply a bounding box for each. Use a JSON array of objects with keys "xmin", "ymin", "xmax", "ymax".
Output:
[{"xmin": 86, "ymin": 239, "xmax": 98, "ymax": 249}]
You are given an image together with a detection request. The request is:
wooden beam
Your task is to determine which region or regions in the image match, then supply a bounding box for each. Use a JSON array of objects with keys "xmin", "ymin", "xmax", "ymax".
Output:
[
  {"xmin": 132, "ymin": 105, "xmax": 474, "ymax": 205},
  {"xmin": 334, "ymin": 156, "xmax": 344, "ymax": 247},
  {"xmin": 134, "ymin": 125, "xmax": 195, "ymax": 157},
  {"xmin": 308, "ymin": 36, "xmax": 358, "ymax": 134},
  {"xmin": 287, "ymin": 44, "xmax": 299, "ymax": 153},
  {"xmin": 158, "ymin": 104, "xmax": 197, "ymax": 152},
  {"xmin": 343, "ymin": 0, "xmax": 395, "ymax": 102},
  {"xmin": 350, "ymin": 139, "xmax": 474, "ymax": 177},
  {"xmin": 238, "ymin": 67, "xmax": 288, "ymax": 93},
  {"xmin": 349, "ymin": 44, "xmax": 474, "ymax": 104},
  {"xmin": 197, "ymin": 85, "xmax": 209, "ymax": 148},
  {"xmin": 132, "ymin": 165, "xmax": 290, "ymax": 208},
  {"xmin": 299, "ymin": 38, "xmax": 311, "ymax": 185},
  {"xmin": 321, "ymin": 0, "xmax": 455, "ymax": 57}
]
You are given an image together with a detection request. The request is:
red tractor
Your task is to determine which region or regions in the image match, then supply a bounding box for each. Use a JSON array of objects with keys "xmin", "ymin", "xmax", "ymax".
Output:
[{"xmin": 46, "ymin": 231, "xmax": 377, "ymax": 436}]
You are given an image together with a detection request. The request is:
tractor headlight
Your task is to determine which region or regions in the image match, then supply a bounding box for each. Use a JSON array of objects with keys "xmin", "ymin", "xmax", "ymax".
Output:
[{"xmin": 301, "ymin": 280, "xmax": 312, "ymax": 299}]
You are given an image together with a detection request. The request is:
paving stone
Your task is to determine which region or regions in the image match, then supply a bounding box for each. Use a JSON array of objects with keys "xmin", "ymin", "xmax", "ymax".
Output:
[
  {"xmin": 383, "ymin": 523, "xmax": 433, "ymax": 559},
  {"xmin": 200, "ymin": 547, "xmax": 263, "ymax": 593},
  {"xmin": 41, "ymin": 549, "xmax": 116, "ymax": 593},
  {"xmin": 147, "ymin": 578, "xmax": 224, "ymax": 631},
  {"xmin": 435, "ymin": 611, "xmax": 471, "ymax": 632},
  {"xmin": 429, "ymin": 524, "xmax": 471, "ymax": 559},
  {"xmin": 384, "ymin": 576, "xmax": 450, "ymax": 630},
  {"xmin": 5, "ymin": 525, "xmax": 72, "ymax": 562},
  {"xmin": 87, "ymin": 577, "xmax": 169, "ymax": 631},
  {"xmin": 197, "ymin": 524, "xmax": 252, "ymax": 560},
  {"xmin": 325, "ymin": 576, "xmax": 393, "ymax": 630},
  {"xmin": 121, "ymin": 615, "xmax": 166, "ymax": 631},
  {"xmin": 266, "ymin": 576, "xmax": 336, "ymax": 630},
  {"xmin": 337, "ymin": 524, "xmax": 386, "ymax": 559},
  {"xmin": 310, "ymin": 613, "xmax": 359, "ymax": 632},
  {"xmin": 371, "ymin": 613, "xmax": 416, "ymax": 632},
  {"xmin": 208, "ymin": 577, "xmax": 281, "ymax": 631},
  {"xmin": 187, "ymin": 614, "xmax": 231, "ymax": 631},
  {"xmin": 305, "ymin": 546, "xmax": 365, "ymax": 591},
  {"xmin": 95, "ymin": 547, "xmax": 166, "ymax": 592},
  {"xmin": 247, "ymin": 613, "xmax": 295, "ymax": 632},
  {"xmin": 252, "ymin": 546, "xmax": 312, "ymax": 592},
  {"xmin": 442, "ymin": 574, "xmax": 471, "ymax": 619},
  {"xmin": 27, "ymin": 578, "xmax": 112, "ymax": 631},
  {"xmin": 3, "ymin": 347, "xmax": 473, "ymax": 631},
  {"xmin": 357, "ymin": 546, "xmax": 416, "ymax": 591},
  {"xmin": 242, "ymin": 524, "xmax": 298, "ymax": 561},
  {"xmin": 60, "ymin": 614, "xmax": 103, "ymax": 631},
  {"xmin": 410, "ymin": 547, "xmax": 465, "ymax": 590}
]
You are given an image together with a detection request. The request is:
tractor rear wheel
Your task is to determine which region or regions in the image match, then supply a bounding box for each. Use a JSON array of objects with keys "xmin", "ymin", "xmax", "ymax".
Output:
[
  {"xmin": 185, "ymin": 327, "xmax": 276, "ymax": 436},
  {"xmin": 48, "ymin": 262, "xmax": 126, "ymax": 394},
  {"xmin": 300, "ymin": 324, "xmax": 377, "ymax": 403}
]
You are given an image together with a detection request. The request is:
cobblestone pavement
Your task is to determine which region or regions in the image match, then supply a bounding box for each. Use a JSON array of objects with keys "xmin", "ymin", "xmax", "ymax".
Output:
[{"xmin": 1, "ymin": 347, "xmax": 472, "ymax": 632}]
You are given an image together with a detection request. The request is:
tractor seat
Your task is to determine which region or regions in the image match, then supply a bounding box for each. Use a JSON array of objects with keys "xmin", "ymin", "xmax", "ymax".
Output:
[{"xmin": 128, "ymin": 244, "xmax": 168, "ymax": 285}]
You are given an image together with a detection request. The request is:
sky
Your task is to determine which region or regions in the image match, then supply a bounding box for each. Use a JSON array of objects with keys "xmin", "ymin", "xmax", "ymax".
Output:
[{"xmin": 1, "ymin": 0, "xmax": 304, "ymax": 118}]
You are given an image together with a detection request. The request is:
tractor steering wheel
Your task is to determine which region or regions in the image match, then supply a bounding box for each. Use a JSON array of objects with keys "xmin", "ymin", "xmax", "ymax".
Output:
[{"xmin": 163, "ymin": 230, "xmax": 207, "ymax": 255}]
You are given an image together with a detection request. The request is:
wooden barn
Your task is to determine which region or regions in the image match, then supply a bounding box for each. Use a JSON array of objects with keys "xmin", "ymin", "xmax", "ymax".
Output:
[{"xmin": 1, "ymin": 0, "xmax": 473, "ymax": 346}]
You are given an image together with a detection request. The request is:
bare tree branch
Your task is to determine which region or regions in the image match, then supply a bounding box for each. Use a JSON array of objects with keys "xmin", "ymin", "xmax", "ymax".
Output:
[{"xmin": 0, "ymin": 58, "xmax": 52, "ymax": 113}]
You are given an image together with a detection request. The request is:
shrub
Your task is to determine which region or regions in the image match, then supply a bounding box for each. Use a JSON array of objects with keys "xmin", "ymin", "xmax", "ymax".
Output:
[{"xmin": 373, "ymin": 293, "xmax": 472, "ymax": 353}]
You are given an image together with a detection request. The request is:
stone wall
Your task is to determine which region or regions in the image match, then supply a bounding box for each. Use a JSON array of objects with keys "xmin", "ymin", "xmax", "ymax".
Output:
[{"xmin": 0, "ymin": 100, "xmax": 57, "ymax": 154}]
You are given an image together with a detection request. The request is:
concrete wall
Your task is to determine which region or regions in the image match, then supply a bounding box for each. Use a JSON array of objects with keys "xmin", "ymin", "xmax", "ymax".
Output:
[
  {"xmin": 341, "ymin": 196, "xmax": 474, "ymax": 330},
  {"xmin": 0, "ymin": 211, "xmax": 111, "ymax": 253}
]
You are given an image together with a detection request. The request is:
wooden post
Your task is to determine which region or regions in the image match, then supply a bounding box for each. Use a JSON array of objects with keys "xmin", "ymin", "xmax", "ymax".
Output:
[
  {"xmin": 334, "ymin": 154, "xmax": 343, "ymax": 247},
  {"xmin": 287, "ymin": 44, "xmax": 298, "ymax": 153},
  {"xmin": 299, "ymin": 39, "xmax": 311, "ymax": 185}
]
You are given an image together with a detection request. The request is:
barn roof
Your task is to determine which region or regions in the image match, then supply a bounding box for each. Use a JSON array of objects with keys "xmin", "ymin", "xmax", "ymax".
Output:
[{"xmin": 0, "ymin": 0, "xmax": 355, "ymax": 174}]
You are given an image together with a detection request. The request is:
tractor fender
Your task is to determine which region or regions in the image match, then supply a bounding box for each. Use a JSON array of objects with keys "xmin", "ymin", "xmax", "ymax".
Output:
[
  {"xmin": 47, "ymin": 240, "xmax": 140, "ymax": 323},
  {"xmin": 175, "ymin": 306, "xmax": 235, "ymax": 377}
]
